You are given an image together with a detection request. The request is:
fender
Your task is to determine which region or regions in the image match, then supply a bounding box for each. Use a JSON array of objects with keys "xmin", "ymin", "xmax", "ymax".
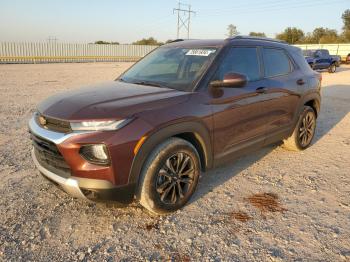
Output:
[
  {"xmin": 290, "ymin": 90, "xmax": 321, "ymax": 135},
  {"xmin": 127, "ymin": 120, "xmax": 213, "ymax": 188}
]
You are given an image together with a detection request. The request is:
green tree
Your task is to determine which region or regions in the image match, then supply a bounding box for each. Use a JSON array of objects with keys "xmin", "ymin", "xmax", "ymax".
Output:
[
  {"xmin": 226, "ymin": 24, "xmax": 239, "ymax": 37},
  {"xmin": 302, "ymin": 32, "xmax": 315, "ymax": 44},
  {"xmin": 276, "ymin": 27, "xmax": 305, "ymax": 44},
  {"xmin": 132, "ymin": 37, "xmax": 162, "ymax": 45},
  {"xmin": 311, "ymin": 27, "xmax": 338, "ymax": 43},
  {"xmin": 249, "ymin": 32, "xmax": 266, "ymax": 37},
  {"xmin": 94, "ymin": 41, "xmax": 119, "ymax": 45},
  {"xmin": 342, "ymin": 9, "xmax": 350, "ymax": 41},
  {"xmin": 342, "ymin": 9, "xmax": 350, "ymax": 31}
]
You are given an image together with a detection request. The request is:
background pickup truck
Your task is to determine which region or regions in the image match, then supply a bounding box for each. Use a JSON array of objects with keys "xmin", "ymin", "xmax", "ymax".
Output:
[{"xmin": 303, "ymin": 49, "xmax": 338, "ymax": 73}]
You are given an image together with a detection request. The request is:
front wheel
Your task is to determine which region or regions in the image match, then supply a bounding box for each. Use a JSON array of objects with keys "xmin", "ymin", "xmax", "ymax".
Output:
[
  {"xmin": 328, "ymin": 63, "xmax": 336, "ymax": 73},
  {"xmin": 283, "ymin": 106, "xmax": 317, "ymax": 151},
  {"xmin": 138, "ymin": 138, "xmax": 200, "ymax": 215}
]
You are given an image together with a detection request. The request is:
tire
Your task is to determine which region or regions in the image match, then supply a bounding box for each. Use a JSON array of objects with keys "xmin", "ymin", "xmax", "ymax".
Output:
[
  {"xmin": 283, "ymin": 106, "xmax": 317, "ymax": 151},
  {"xmin": 328, "ymin": 63, "xmax": 336, "ymax": 73},
  {"xmin": 138, "ymin": 137, "xmax": 201, "ymax": 215}
]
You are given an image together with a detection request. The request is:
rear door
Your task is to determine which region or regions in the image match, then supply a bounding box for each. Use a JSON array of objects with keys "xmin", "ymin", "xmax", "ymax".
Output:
[{"xmin": 260, "ymin": 47, "xmax": 302, "ymax": 142}]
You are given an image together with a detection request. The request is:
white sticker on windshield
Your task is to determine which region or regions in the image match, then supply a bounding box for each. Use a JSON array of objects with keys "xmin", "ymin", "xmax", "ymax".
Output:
[{"xmin": 186, "ymin": 49, "xmax": 216, "ymax": 56}]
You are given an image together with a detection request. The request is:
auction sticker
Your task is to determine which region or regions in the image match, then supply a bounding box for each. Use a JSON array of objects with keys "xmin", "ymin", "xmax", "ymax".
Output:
[{"xmin": 186, "ymin": 49, "xmax": 216, "ymax": 56}]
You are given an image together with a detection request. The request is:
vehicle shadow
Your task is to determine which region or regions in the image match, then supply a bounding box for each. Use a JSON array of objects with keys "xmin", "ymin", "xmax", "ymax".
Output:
[
  {"xmin": 313, "ymin": 84, "xmax": 350, "ymax": 143},
  {"xmin": 337, "ymin": 65, "xmax": 350, "ymax": 73},
  {"xmin": 190, "ymin": 84, "xmax": 349, "ymax": 204},
  {"xmin": 317, "ymin": 66, "xmax": 350, "ymax": 73},
  {"xmin": 190, "ymin": 144, "xmax": 277, "ymax": 204}
]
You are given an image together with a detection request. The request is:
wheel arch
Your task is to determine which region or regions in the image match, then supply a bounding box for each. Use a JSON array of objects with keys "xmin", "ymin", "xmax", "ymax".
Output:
[
  {"xmin": 128, "ymin": 121, "xmax": 213, "ymax": 190},
  {"xmin": 304, "ymin": 98, "xmax": 320, "ymax": 117},
  {"xmin": 173, "ymin": 132, "xmax": 207, "ymax": 172},
  {"xmin": 290, "ymin": 92, "xmax": 320, "ymax": 137}
]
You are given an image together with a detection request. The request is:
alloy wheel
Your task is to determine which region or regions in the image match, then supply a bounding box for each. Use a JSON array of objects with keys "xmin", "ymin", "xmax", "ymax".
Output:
[
  {"xmin": 156, "ymin": 152, "xmax": 195, "ymax": 205},
  {"xmin": 298, "ymin": 111, "xmax": 316, "ymax": 147}
]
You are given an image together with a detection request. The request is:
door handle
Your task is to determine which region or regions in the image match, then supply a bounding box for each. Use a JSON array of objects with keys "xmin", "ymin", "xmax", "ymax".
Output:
[
  {"xmin": 297, "ymin": 79, "xmax": 305, "ymax": 85},
  {"xmin": 256, "ymin": 87, "xmax": 267, "ymax": 94}
]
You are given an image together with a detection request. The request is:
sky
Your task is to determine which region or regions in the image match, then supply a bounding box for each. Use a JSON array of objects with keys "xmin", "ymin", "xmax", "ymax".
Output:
[{"xmin": 0, "ymin": 0, "xmax": 349, "ymax": 43}]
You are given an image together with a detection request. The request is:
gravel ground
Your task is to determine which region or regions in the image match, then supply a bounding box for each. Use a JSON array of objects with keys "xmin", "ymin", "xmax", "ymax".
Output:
[{"xmin": 0, "ymin": 62, "xmax": 349, "ymax": 261}]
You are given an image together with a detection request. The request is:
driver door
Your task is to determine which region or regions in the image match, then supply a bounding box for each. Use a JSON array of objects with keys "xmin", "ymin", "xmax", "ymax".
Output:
[{"xmin": 210, "ymin": 47, "xmax": 270, "ymax": 161}]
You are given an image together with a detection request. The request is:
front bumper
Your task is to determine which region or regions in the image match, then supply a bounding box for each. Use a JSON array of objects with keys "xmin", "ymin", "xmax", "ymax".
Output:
[
  {"xmin": 29, "ymin": 116, "xmax": 136, "ymax": 204},
  {"xmin": 32, "ymin": 148, "xmax": 87, "ymax": 199},
  {"xmin": 32, "ymin": 148, "xmax": 135, "ymax": 203}
]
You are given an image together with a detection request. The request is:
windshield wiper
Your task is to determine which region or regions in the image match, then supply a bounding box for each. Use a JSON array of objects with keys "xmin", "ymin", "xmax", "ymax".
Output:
[{"xmin": 132, "ymin": 80, "xmax": 165, "ymax": 88}]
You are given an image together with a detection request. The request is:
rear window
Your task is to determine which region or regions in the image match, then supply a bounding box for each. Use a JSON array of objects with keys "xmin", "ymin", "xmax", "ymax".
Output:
[{"xmin": 262, "ymin": 48, "xmax": 292, "ymax": 77}]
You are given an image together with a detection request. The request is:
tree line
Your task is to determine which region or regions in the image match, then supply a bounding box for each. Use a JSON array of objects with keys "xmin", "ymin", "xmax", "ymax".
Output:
[
  {"xmin": 93, "ymin": 37, "xmax": 167, "ymax": 46},
  {"xmin": 250, "ymin": 9, "xmax": 350, "ymax": 44},
  {"xmin": 94, "ymin": 9, "xmax": 350, "ymax": 46}
]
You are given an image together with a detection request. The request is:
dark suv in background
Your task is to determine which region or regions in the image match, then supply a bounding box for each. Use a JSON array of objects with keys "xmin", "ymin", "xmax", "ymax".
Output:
[{"xmin": 29, "ymin": 36, "xmax": 321, "ymax": 215}]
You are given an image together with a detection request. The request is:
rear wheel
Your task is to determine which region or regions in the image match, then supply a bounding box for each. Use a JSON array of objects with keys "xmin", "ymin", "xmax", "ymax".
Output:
[
  {"xmin": 138, "ymin": 138, "xmax": 200, "ymax": 215},
  {"xmin": 328, "ymin": 63, "xmax": 336, "ymax": 73},
  {"xmin": 283, "ymin": 106, "xmax": 316, "ymax": 151}
]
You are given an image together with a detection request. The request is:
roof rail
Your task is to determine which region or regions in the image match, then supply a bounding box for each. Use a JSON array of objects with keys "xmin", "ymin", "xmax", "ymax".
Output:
[
  {"xmin": 168, "ymin": 39, "xmax": 185, "ymax": 43},
  {"xmin": 227, "ymin": 36, "xmax": 288, "ymax": 44}
]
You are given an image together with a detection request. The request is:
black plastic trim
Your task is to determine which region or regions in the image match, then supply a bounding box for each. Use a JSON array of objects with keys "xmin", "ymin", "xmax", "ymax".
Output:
[
  {"xmin": 128, "ymin": 121, "xmax": 213, "ymax": 188},
  {"xmin": 81, "ymin": 183, "xmax": 136, "ymax": 204}
]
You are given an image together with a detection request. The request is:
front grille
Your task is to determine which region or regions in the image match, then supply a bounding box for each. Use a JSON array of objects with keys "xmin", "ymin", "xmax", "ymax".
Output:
[
  {"xmin": 31, "ymin": 133, "xmax": 71, "ymax": 177},
  {"xmin": 36, "ymin": 114, "xmax": 71, "ymax": 133}
]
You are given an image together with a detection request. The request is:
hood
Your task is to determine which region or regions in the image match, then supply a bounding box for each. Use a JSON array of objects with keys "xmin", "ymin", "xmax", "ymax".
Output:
[
  {"xmin": 305, "ymin": 56, "xmax": 314, "ymax": 63},
  {"xmin": 37, "ymin": 81, "xmax": 190, "ymax": 121}
]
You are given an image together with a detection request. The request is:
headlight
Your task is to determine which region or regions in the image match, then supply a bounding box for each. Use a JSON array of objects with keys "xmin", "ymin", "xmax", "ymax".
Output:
[
  {"xmin": 70, "ymin": 119, "xmax": 130, "ymax": 131},
  {"xmin": 80, "ymin": 144, "xmax": 110, "ymax": 165}
]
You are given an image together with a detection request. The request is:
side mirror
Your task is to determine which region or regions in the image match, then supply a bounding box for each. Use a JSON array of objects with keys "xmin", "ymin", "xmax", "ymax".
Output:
[{"xmin": 210, "ymin": 72, "xmax": 247, "ymax": 88}]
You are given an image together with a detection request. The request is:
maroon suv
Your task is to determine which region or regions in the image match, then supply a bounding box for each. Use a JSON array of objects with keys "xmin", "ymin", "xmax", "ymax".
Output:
[{"xmin": 29, "ymin": 37, "xmax": 321, "ymax": 214}]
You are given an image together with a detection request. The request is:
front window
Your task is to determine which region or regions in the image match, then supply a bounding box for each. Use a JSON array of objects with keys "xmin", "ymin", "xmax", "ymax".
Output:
[
  {"xmin": 213, "ymin": 47, "xmax": 261, "ymax": 82},
  {"xmin": 120, "ymin": 47, "xmax": 218, "ymax": 91}
]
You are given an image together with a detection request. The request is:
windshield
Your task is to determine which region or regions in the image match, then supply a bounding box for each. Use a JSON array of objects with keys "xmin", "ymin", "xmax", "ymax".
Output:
[
  {"xmin": 303, "ymin": 50, "xmax": 316, "ymax": 57},
  {"xmin": 119, "ymin": 47, "xmax": 218, "ymax": 91}
]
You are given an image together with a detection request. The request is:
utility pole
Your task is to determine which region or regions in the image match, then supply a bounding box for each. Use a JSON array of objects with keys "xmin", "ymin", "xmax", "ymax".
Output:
[{"xmin": 173, "ymin": 2, "xmax": 196, "ymax": 39}]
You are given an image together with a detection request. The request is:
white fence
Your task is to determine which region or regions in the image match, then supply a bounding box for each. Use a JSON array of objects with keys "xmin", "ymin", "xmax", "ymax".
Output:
[
  {"xmin": 294, "ymin": 44, "xmax": 350, "ymax": 60},
  {"xmin": 1, "ymin": 42, "xmax": 350, "ymax": 64},
  {"xmin": 0, "ymin": 42, "xmax": 158, "ymax": 63}
]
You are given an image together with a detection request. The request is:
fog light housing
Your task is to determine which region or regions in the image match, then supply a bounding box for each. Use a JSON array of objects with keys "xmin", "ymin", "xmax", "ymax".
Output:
[{"xmin": 80, "ymin": 144, "xmax": 110, "ymax": 165}]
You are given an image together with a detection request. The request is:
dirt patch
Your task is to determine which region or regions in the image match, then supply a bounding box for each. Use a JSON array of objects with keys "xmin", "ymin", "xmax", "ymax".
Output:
[
  {"xmin": 169, "ymin": 252, "xmax": 191, "ymax": 262},
  {"xmin": 230, "ymin": 211, "xmax": 252, "ymax": 222},
  {"xmin": 145, "ymin": 222, "xmax": 160, "ymax": 231},
  {"xmin": 246, "ymin": 193, "xmax": 287, "ymax": 214}
]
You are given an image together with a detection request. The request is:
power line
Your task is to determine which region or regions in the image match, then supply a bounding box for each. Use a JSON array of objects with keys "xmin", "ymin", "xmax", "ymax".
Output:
[
  {"xmin": 199, "ymin": 0, "xmax": 313, "ymax": 12},
  {"xmin": 173, "ymin": 2, "xmax": 196, "ymax": 39},
  {"xmin": 198, "ymin": 0, "xmax": 348, "ymax": 17}
]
